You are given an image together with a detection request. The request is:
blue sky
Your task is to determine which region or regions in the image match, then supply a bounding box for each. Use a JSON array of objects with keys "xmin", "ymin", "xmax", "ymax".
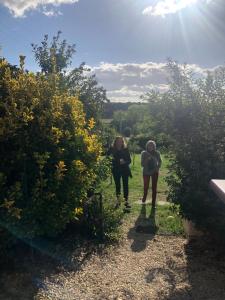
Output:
[{"xmin": 1, "ymin": 0, "xmax": 225, "ymax": 102}]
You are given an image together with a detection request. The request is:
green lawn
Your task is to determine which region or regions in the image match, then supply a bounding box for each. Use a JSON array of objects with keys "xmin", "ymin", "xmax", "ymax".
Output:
[{"xmin": 101, "ymin": 153, "xmax": 184, "ymax": 235}]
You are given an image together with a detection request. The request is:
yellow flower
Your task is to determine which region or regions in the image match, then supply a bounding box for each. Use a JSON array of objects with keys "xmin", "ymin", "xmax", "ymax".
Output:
[
  {"xmin": 56, "ymin": 160, "xmax": 67, "ymax": 180},
  {"xmin": 73, "ymin": 160, "xmax": 86, "ymax": 172},
  {"xmin": 74, "ymin": 207, "xmax": 83, "ymax": 216},
  {"xmin": 52, "ymin": 126, "xmax": 63, "ymax": 144},
  {"xmin": 88, "ymin": 117, "xmax": 95, "ymax": 130},
  {"xmin": 0, "ymin": 199, "xmax": 22, "ymax": 220},
  {"xmin": 0, "ymin": 199, "xmax": 15, "ymax": 209}
]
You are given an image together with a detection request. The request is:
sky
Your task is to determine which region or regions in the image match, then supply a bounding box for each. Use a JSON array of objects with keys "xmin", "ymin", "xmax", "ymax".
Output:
[{"xmin": 1, "ymin": 0, "xmax": 225, "ymax": 102}]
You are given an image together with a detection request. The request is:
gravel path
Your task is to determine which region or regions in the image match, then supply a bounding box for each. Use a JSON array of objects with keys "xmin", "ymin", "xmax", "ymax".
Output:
[
  {"xmin": 34, "ymin": 217, "xmax": 225, "ymax": 300},
  {"xmin": 1, "ymin": 214, "xmax": 225, "ymax": 300}
]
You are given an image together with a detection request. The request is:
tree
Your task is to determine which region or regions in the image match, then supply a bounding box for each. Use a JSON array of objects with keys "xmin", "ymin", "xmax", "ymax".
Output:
[
  {"xmin": 31, "ymin": 31, "xmax": 75, "ymax": 74},
  {"xmin": 144, "ymin": 60, "xmax": 225, "ymax": 235},
  {"xmin": 111, "ymin": 110, "xmax": 127, "ymax": 134},
  {"xmin": 67, "ymin": 63, "xmax": 108, "ymax": 120},
  {"xmin": 123, "ymin": 126, "xmax": 131, "ymax": 137},
  {"xmin": 32, "ymin": 32, "xmax": 108, "ymax": 121},
  {"xmin": 127, "ymin": 140, "xmax": 141, "ymax": 166}
]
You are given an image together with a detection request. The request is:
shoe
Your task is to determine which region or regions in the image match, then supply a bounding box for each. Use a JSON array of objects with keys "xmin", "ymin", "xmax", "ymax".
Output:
[
  {"xmin": 115, "ymin": 196, "xmax": 121, "ymax": 209},
  {"xmin": 124, "ymin": 201, "xmax": 131, "ymax": 209},
  {"xmin": 141, "ymin": 198, "xmax": 146, "ymax": 204},
  {"xmin": 115, "ymin": 201, "xmax": 120, "ymax": 209}
]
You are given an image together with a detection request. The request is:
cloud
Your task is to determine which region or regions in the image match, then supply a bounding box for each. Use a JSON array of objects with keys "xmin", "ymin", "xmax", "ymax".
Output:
[
  {"xmin": 0, "ymin": 0, "xmax": 78, "ymax": 17},
  {"xmin": 42, "ymin": 7, "xmax": 63, "ymax": 17},
  {"xmin": 91, "ymin": 62, "xmax": 211, "ymax": 102},
  {"xmin": 143, "ymin": 0, "xmax": 212, "ymax": 17}
]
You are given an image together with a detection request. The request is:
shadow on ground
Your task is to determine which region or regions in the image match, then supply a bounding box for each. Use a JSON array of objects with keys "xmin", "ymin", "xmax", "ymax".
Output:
[
  {"xmin": 0, "ymin": 230, "xmax": 102, "ymax": 300},
  {"xmin": 145, "ymin": 237, "xmax": 225, "ymax": 300},
  {"xmin": 127, "ymin": 204, "xmax": 158, "ymax": 252}
]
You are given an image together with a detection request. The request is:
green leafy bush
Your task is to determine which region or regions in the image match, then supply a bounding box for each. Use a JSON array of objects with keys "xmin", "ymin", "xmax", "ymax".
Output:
[
  {"xmin": 0, "ymin": 57, "xmax": 102, "ymax": 240},
  {"xmin": 144, "ymin": 60, "xmax": 225, "ymax": 235}
]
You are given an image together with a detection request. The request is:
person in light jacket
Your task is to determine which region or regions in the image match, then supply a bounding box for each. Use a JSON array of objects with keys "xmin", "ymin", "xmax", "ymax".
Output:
[{"xmin": 141, "ymin": 140, "xmax": 162, "ymax": 208}]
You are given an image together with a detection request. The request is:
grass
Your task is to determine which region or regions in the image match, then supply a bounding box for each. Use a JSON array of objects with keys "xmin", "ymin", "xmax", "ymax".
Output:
[{"xmin": 101, "ymin": 153, "xmax": 184, "ymax": 235}]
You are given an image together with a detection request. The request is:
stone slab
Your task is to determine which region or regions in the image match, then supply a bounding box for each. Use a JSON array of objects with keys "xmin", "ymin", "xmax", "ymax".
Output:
[{"xmin": 210, "ymin": 179, "xmax": 225, "ymax": 203}]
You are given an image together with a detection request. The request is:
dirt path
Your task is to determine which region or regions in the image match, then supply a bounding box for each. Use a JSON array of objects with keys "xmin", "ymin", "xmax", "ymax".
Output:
[{"xmin": 33, "ymin": 216, "xmax": 225, "ymax": 300}]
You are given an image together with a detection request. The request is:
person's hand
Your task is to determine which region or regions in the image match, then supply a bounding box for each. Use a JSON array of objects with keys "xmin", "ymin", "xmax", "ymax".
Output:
[{"xmin": 120, "ymin": 158, "xmax": 125, "ymax": 164}]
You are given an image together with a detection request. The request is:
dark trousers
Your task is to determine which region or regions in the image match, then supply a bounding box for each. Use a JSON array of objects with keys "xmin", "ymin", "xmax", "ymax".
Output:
[
  {"xmin": 143, "ymin": 172, "xmax": 159, "ymax": 206},
  {"xmin": 113, "ymin": 172, "xmax": 129, "ymax": 200}
]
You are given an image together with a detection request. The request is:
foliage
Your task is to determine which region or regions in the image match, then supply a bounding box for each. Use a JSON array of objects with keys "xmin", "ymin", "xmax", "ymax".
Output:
[
  {"xmin": 67, "ymin": 63, "xmax": 108, "ymax": 121},
  {"xmin": 81, "ymin": 193, "xmax": 123, "ymax": 241},
  {"xmin": 127, "ymin": 139, "xmax": 141, "ymax": 165},
  {"xmin": 111, "ymin": 104, "xmax": 149, "ymax": 135},
  {"xmin": 128, "ymin": 134, "xmax": 152, "ymax": 152},
  {"xmin": 94, "ymin": 121, "xmax": 117, "ymax": 153},
  {"xmin": 32, "ymin": 32, "xmax": 108, "ymax": 121},
  {"xmin": 102, "ymin": 102, "xmax": 134, "ymax": 119},
  {"xmin": 0, "ymin": 56, "xmax": 102, "ymax": 239},
  {"xmin": 129, "ymin": 133, "xmax": 169, "ymax": 153},
  {"xmin": 110, "ymin": 103, "xmax": 167, "ymax": 150},
  {"xmin": 144, "ymin": 60, "xmax": 225, "ymax": 234},
  {"xmin": 111, "ymin": 110, "xmax": 127, "ymax": 134},
  {"xmin": 31, "ymin": 31, "xmax": 75, "ymax": 74},
  {"xmin": 88, "ymin": 156, "xmax": 112, "ymax": 194},
  {"xmin": 101, "ymin": 198, "xmax": 124, "ymax": 241},
  {"xmin": 128, "ymin": 140, "xmax": 141, "ymax": 154},
  {"xmin": 123, "ymin": 126, "xmax": 131, "ymax": 137}
]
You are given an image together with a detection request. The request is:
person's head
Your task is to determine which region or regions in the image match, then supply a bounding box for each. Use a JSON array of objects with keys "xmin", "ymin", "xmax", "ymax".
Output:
[
  {"xmin": 113, "ymin": 136, "xmax": 126, "ymax": 150},
  {"xmin": 146, "ymin": 140, "xmax": 156, "ymax": 153}
]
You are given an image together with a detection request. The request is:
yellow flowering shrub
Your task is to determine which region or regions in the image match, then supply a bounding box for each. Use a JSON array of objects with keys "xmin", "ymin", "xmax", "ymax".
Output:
[{"xmin": 0, "ymin": 57, "xmax": 102, "ymax": 238}]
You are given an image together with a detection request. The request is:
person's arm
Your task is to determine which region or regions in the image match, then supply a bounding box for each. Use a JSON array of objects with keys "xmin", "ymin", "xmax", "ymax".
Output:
[
  {"xmin": 122, "ymin": 148, "xmax": 131, "ymax": 165},
  {"xmin": 141, "ymin": 151, "xmax": 148, "ymax": 167},
  {"xmin": 106, "ymin": 147, "xmax": 112, "ymax": 156},
  {"xmin": 157, "ymin": 151, "xmax": 162, "ymax": 168}
]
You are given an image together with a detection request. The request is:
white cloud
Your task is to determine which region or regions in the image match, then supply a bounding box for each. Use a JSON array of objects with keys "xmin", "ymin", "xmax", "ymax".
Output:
[
  {"xmin": 42, "ymin": 7, "xmax": 63, "ymax": 17},
  {"xmin": 0, "ymin": 0, "xmax": 78, "ymax": 17},
  {"xmin": 91, "ymin": 62, "xmax": 211, "ymax": 102},
  {"xmin": 143, "ymin": 0, "xmax": 212, "ymax": 17}
]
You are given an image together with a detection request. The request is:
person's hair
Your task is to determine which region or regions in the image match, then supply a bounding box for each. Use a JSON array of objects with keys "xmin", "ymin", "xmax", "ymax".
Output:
[
  {"xmin": 113, "ymin": 136, "xmax": 127, "ymax": 150},
  {"xmin": 146, "ymin": 140, "xmax": 156, "ymax": 152}
]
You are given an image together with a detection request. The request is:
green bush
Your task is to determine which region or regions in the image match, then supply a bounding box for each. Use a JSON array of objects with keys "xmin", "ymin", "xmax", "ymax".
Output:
[
  {"xmin": 123, "ymin": 126, "xmax": 131, "ymax": 137},
  {"xmin": 128, "ymin": 134, "xmax": 149, "ymax": 151},
  {"xmin": 144, "ymin": 60, "xmax": 225, "ymax": 235},
  {"xmin": 0, "ymin": 57, "xmax": 102, "ymax": 241}
]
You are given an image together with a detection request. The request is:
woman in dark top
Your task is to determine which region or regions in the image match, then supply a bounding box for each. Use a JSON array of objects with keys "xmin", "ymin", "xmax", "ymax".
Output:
[{"xmin": 107, "ymin": 136, "xmax": 132, "ymax": 209}]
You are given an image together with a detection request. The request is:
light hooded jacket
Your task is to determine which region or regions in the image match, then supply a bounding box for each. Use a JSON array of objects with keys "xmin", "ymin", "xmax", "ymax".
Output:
[{"xmin": 141, "ymin": 146, "xmax": 162, "ymax": 176}]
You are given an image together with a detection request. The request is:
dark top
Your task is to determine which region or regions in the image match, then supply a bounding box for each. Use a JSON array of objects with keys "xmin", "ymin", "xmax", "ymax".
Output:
[{"xmin": 107, "ymin": 147, "xmax": 132, "ymax": 177}]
